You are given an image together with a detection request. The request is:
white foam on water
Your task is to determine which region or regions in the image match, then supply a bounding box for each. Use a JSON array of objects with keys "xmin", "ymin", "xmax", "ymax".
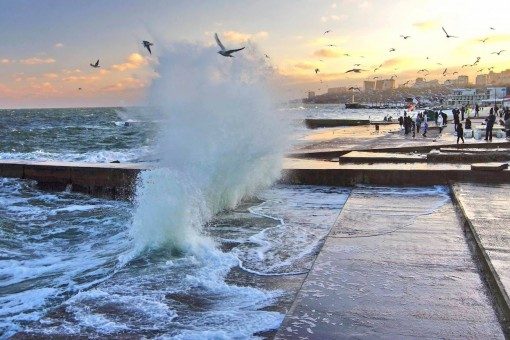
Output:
[{"xmin": 129, "ymin": 42, "xmax": 289, "ymax": 254}]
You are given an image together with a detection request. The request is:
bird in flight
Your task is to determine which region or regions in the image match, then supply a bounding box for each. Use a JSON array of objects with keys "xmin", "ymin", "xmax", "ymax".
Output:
[
  {"xmin": 472, "ymin": 57, "xmax": 481, "ymax": 66},
  {"xmin": 90, "ymin": 59, "xmax": 100, "ymax": 68},
  {"xmin": 452, "ymin": 71, "xmax": 458, "ymax": 75},
  {"xmin": 373, "ymin": 76, "xmax": 379, "ymax": 79},
  {"xmin": 490, "ymin": 27, "xmax": 496, "ymax": 30},
  {"xmin": 327, "ymin": 44, "xmax": 337, "ymax": 47},
  {"xmin": 324, "ymin": 30, "xmax": 331, "ymax": 35},
  {"xmin": 214, "ymin": 33, "xmax": 245, "ymax": 57},
  {"xmin": 389, "ymin": 48, "xmax": 396, "ymax": 52},
  {"xmin": 400, "ymin": 35, "xmax": 411, "ymax": 39},
  {"xmin": 142, "ymin": 40, "xmax": 153, "ymax": 54},
  {"xmin": 348, "ymin": 86, "xmax": 361, "ymax": 91},
  {"xmin": 436, "ymin": 63, "xmax": 443, "ymax": 66},
  {"xmin": 480, "ymin": 37, "xmax": 489, "ymax": 43},
  {"xmin": 461, "ymin": 64, "xmax": 470, "ymax": 68},
  {"xmin": 418, "ymin": 69, "xmax": 428, "ymax": 73},
  {"xmin": 315, "ymin": 68, "xmax": 320, "ymax": 74},
  {"xmin": 265, "ymin": 54, "xmax": 270, "ymax": 59},
  {"xmin": 374, "ymin": 64, "xmax": 382, "ymax": 72},
  {"xmin": 488, "ymin": 66, "xmax": 495, "ymax": 72},
  {"xmin": 477, "ymin": 68, "xmax": 485, "ymax": 72},
  {"xmin": 403, "ymin": 80, "xmax": 411, "ymax": 86},
  {"xmin": 442, "ymin": 68, "xmax": 448, "ymax": 76},
  {"xmin": 78, "ymin": 87, "xmax": 82, "ymax": 90},
  {"xmin": 441, "ymin": 27, "xmax": 458, "ymax": 38},
  {"xmin": 343, "ymin": 53, "xmax": 351, "ymax": 57},
  {"xmin": 345, "ymin": 68, "xmax": 364, "ymax": 73},
  {"xmin": 391, "ymin": 75, "xmax": 398, "ymax": 79},
  {"xmin": 354, "ymin": 63, "xmax": 361, "ymax": 67},
  {"xmin": 492, "ymin": 50, "xmax": 505, "ymax": 55}
]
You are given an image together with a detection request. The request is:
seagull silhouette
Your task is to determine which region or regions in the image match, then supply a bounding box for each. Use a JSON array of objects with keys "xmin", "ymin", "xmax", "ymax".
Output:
[
  {"xmin": 442, "ymin": 68, "xmax": 448, "ymax": 76},
  {"xmin": 488, "ymin": 66, "xmax": 495, "ymax": 71},
  {"xmin": 315, "ymin": 68, "xmax": 320, "ymax": 74},
  {"xmin": 373, "ymin": 76, "xmax": 379, "ymax": 79},
  {"xmin": 442, "ymin": 27, "xmax": 458, "ymax": 38},
  {"xmin": 389, "ymin": 48, "xmax": 396, "ymax": 52},
  {"xmin": 345, "ymin": 68, "xmax": 364, "ymax": 73},
  {"xmin": 78, "ymin": 87, "xmax": 82, "ymax": 90},
  {"xmin": 343, "ymin": 53, "xmax": 351, "ymax": 57},
  {"xmin": 354, "ymin": 63, "xmax": 361, "ymax": 67},
  {"xmin": 391, "ymin": 75, "xmax": 398, "ymax": 79},
  {"xmin": 418, "ymin": 69, "xmax": 428, "ymax": 73},
  {"xmin": 477, "ymin": 68, "xmax": 485, "ymax": 72},
  {"xmin": 326, "ymin": 44, "xmax": 336, "ymax": 47},
  {"xmin": 373, "ymin": 64, "xmax": 382, "ymax": 72},
  {"xmin": 472, "ymin": 57, "xmax": 481, "ymax": 66},
  {"xmin": 480, "ymin": 38, "xmax": 489, "ymax": 43},
  {"xmin": 323, "ymin": 30, "xmax": 331, "ymax": 35},
  {"xmin": 403, "ymin": 80, "xmax": 411, "ymax": 86},
  {"xmin": 215, "ymin": 33, "xmax": 245, "ymax": 57},
  {"xmin": 453, "ymin": 71, "xmax": 458, "ymax": 75},
  {"xmin": 348, "ymin": 86, "xmax": 361, "ymax": 91},
  {"xmin": 492, "ymin": 50, "xmax": 505, "ymax": 55},
  {"xmin": 400, "ymin": 35, "xmax": 411, "ymax": 39},
  {"xmin": 436, "ymin": 63, "xmax": 443, "ymax": 66},
  {"xmin": 90, "ymin": 59, "xmax": 100, "ymax": 68},
  {"xmin": 142, "ymin": 40, "xmax": 153, "ymax": 54},
  {"xmin": 490, "ymin": 27, "xmax": 495, "ymax": 30},
  {"xmin": 265, "ymin": 54, "xmax": 270, "ymax": 59},
  {"xmin": 461, "ymin": 64, "xmax": 470, "ymax": 68}
]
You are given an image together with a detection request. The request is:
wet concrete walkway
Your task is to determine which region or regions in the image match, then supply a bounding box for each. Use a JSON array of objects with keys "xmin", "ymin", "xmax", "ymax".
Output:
[
  {"xmin": 276, "ymin": 186, "xmax": 504, "ymax": 339},
  {"xmin": 452, "ymin": 183, "xmax": 510, "ymax": 321}
]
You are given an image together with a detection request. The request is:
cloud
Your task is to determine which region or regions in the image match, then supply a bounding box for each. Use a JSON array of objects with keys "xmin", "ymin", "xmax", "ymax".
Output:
[
  {"xmin": 1, "ymin": 59, "xmax": 11, "ymax": 64},
  {"xmin": 112, "ymin": 53, "xmax": 148, "ymax": 72},
  {"xmin": 19, "ymin": 57, "xmax": 56, "ymax": 65},
  {"xmin": 381, "ymin": 57, "xmax": 405, "ymax": 68},
  {"xmin": 62, "ymin": 75, "xmax": 99, "ymax": 82},
  {"xmin": 321, "ymin": 14, "xmax": 347, "ymax": 22},
  {"xmin": 222, "ymin": 30, "xmax": 268, "ymax": 43},
  {"xmin": 413, "ymin": 20, "xmax": 440, "ymax": 31},
  {"xmin": 102, "ymin": 76, "xmax": 147, "ymax": 92},
  {"xmin": 294, "ymin": 61, "xmax": 316, "ymax": 70},
  {"xmin": 313, "ymin": 49, "xmax": 343, "ymax": 58},
  {"xmin": 54, "ymin": 42, "xmax": 64, "ymax": 48},
  {"xmin": 43, "ymin": 73, "xmax": 59, "ymax": 79}
]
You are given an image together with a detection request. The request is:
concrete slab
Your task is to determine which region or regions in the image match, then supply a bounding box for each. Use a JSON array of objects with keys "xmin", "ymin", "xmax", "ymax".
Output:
[
  {"xmin": 276, "ymin": 187, "xmax": 504, "ymax": 339},
  {"xmin": 452, "ymin": 183, "xmax": 510, "ymax": 321},
  {"xmin": 339, "ymin": 151, "xmax": 426, "ymax": 163}
]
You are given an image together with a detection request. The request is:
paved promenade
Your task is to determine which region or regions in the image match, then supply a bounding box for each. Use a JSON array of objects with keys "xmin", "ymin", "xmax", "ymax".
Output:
[{"xmin": 276, "ymin": 186, "xmax": 504, "ymax": 339}]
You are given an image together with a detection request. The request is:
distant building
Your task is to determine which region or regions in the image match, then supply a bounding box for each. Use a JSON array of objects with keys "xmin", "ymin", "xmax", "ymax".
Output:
[
  {"xmin": 446, "ymin": 88, "xmax": 488, "ymax": 106},
  {"xmin": 487, "ymin": 69, "xmax": 510, "ymax": 86},
  {"xmin": 363, "ymin": 81, "xmax": 376, "ymax": 92},
  {"xmin": 327, "ymin": 87, "xmax": 347, "ymax": 94},
  {"xmin": 375, "ymin": 79, "xmax": 395, "ymax": 91},
  {"xmin": 455, "ymin": 75, "xmax": 469, "ymax": 87},
  {"xmin": 307, "ymin": 91, "xmax": 316, "ymax": 100},
  {"xmin": 413, "ymin": 78, "xmax": 439, "ymax": 89},
  {"xmin": 476, "ymin": 74, "xmax": 488, "ymax": 86},
  {"xmin": 487, "ymin": 87, "xmax": 507, "ymax": 100}
]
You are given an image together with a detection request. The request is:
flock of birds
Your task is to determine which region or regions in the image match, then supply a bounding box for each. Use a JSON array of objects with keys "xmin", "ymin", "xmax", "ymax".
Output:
[
  {"xmin": 311, "ymin": 25, "xmax": 506, "ymax": 93},
  {"xmin": 80, "ymin": 34, "xmax": 245, "ymax": 90}
]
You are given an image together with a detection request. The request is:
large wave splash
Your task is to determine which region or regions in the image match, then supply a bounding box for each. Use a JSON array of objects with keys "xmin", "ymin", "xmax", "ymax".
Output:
[{"xmin": 130, "ymin": 42, "xmax": 289, "ymax": 254}]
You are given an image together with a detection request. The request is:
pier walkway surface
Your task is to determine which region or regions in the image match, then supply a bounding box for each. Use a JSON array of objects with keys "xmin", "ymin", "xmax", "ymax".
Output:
[
  {"xmin": 276, "ymin": 186, "xmax": 504, "ymax": 339},
  {"xmin": 452, "ymin": 183, "xmax": 510, "ymax": 321}
]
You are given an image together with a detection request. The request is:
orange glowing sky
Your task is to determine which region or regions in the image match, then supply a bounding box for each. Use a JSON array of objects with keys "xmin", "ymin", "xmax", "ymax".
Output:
[{"xmin": 1, "ymin": 0, "xmax": 509, "ymax": 108}]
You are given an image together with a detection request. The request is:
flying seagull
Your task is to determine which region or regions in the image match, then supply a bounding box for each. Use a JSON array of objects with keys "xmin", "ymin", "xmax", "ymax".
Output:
[
  {"xmin": 492, "ymin": 50, "xmax": 505, "ymax": 55},
  {"xmin": 389, "ymin": 48, "xmax": 396, "ymax": 52},
  {"xmin": 354, "ymin": 63, "xmax": 361, "ymax": 66},
  {"xmin": 453, "ymin": 71, "xmax": 458, "ymax": 75},
  {"xmin": 477, "ymin": 68, "xmax": 485, "ymax": 73},
  {"xmin": 343, "ymin": 53, "xmax": 351, "ymax": 57},
  {"xmin": 78, "ymin": 87, "xmax": 82, "ymax": 90},
  {"xmin": 315, "ymin": 68, "xmax": 320, "ymax": 74},
  {"xmin": 403, "ymin": 80, "xmax": 411, "ymax": 86},
  {"xmin": 345, "ymin": 68, "xmax": 364, "ymax": 73},
  {"xmin": 400, "ymin": 35, "xmax": 411, "ymax": 39},
  {"xmin": 323, "ymin": 30, "xmax": 331, "ymax": 35},
  {"xmin": 391, "ymin": 75, "xmax": 398, "ymax": 79},
  {"xmin": 490, "ymin": 27, "xmax": 495, "ymax": 30},
  {"xmin": 265, "ymin": 54, "xmax": 270, "ymax": 59},
  {"xmin": 461, "ymin": 64, "xmax": 470, "ymax": 68},
  {"xmin": 488, "ymin": 66, "xmax": 495, "ymax": 71},
  {"xmin": 442, "ymin": 27, "xmax": 458, "ymax": 38},
  {"xmin": 348, "ymin": 86, "xmax": 361, "ymax": 91},
  {"xmin": 214, "ymin": 33, "xmax": 245, "ymax": 57},
  {"xmin": 418, "ymin": 69, "xmax": 428, "ymax": 73},
  {"xmin": 472, "ymin": 57, "xmax": 481, "ymax": 66},
  {"xmin": 436, "ymin": 63, "xmax": 443, "ymax": 66},
  {"xmin": 442, "ymin": 68, "xmax": 448, "ymax": 76},
  {"xmin": 327, "ymin": 44, "xmax": 336, "ymax": 47},
  {"xmin": 142, "ymin": 40, "xmax": 153, "ymax": 54},
  {"xmin": 90, "ymin": 59, "xmax": 100, "ymax": 68},
  {"xmin": 480, "ymin": 38, "xmax": 489, "ymax": 43},
  {"xmin": 373, "ymin": 76, "xmax": 379, "ymax": 79},
  {"xmin": 374, "ymin": 64, "xmax": 382, "ymax": 72}
]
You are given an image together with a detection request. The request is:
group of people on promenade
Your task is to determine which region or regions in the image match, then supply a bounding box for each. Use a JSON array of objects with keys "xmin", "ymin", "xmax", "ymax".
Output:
[{"xmin": 397, "ymin": 104, "xmax": 510, "ymax": 143}]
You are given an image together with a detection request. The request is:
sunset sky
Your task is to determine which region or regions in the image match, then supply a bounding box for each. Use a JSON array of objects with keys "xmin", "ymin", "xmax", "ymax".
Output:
[{"xmin": 1, "ymin": 0, "xmax": 510, "ymax": 108}]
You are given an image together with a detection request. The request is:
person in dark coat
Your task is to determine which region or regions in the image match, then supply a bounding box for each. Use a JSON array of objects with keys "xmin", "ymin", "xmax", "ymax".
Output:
[
  {"xmin": 465, "ymin": 118, "xmax": 472, "ymax": 130},
  {"xmin": 475, "ymin": 104, "xmax": 480, "ymax": 118},
  {"xmin": 460, "ymin": 106, "xmax": 466, "ymax": 121},
  {"xmin": 485, "ymin": 111, "xmax": 496, "ymax": 141},
  {"xmin": 457, "ymin": 123, "xmax": 465, "ymax": 144},
  {"xmin": 453, "ymin": 109, "xmax": 460, "ymax": 133}
]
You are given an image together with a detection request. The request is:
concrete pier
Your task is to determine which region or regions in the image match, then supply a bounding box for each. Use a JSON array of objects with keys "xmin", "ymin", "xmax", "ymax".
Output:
[
  {"xmin": 0, "ymin": 160, "xmax": 149, "ymax": 199},
  {"xmin": 276, "ymin": 187, "xmax": 505, "ymax": 338},
  {"xmin": 452, "ymin": 183, "xmax": 510, "ymax": 327}
]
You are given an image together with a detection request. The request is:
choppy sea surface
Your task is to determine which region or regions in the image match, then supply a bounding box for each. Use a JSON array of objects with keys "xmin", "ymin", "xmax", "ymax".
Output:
[{"xmin": 0, "ymin": 106, "xmax": 360, "ymax": 338}]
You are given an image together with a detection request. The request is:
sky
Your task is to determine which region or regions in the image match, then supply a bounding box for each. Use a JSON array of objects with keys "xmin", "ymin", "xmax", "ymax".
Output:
[{"xmin": 1, "ymin": 0, "xmax": 509, "ymax": 108}]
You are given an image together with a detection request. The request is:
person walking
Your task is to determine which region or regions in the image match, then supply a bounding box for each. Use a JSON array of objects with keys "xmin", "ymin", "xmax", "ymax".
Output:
[
  {"xmin": 460, "ymin": 106, "xmax": 466, "ymax": 121},
  {"xmin": 453, "ymin": 109, "xmax": 460, "ymax": 134},
  {"xmin": 422, "ymin": 120, "xmax": 428, "ymax": 137},
  {"xmin": 475, "ymin": 104, "xmax": 480, "ymax": 118},
  {"xmin": 434, "ymin": 111, "xmax": 439, "ymax": 126},
  {"xmin": 457, "ymin": 122, "xmax": 465, "ymax": 144},
  {"xmin": 485, "ymin": 110, "xmax": 496, "ymax": 141},
  {"xmin": 416, "ymin": 114, "xmax": 422, "ymax": 133}
]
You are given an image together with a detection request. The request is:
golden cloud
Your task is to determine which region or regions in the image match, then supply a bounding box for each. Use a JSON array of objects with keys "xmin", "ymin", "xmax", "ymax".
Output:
[
  {"xmin": 313, "ymin": 49, "xmax": 342, "ymax": 58},
  {"xmin": 413, "ymin": 20, "xmax": 440, "ymax": 30},
  {"xmin": 222, "ymin": 31, "xmax": 268, "ymax": 43},
  {"xmin": 112, "ymin": 53, "xmax": 148, "ymax": 72},
  {"xmin": 19, "ymin": 57, "xmax": 56, "ymax": 65},
  {"xmin": 293, "ymin": 61, "xmax": 316, "ymax": 70}
]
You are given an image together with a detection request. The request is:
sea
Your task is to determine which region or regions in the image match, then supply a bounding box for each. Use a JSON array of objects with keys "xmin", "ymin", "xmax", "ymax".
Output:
[{"xmin": 0, "ymin": 104, "xmax": 394, "ymax": 338}]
